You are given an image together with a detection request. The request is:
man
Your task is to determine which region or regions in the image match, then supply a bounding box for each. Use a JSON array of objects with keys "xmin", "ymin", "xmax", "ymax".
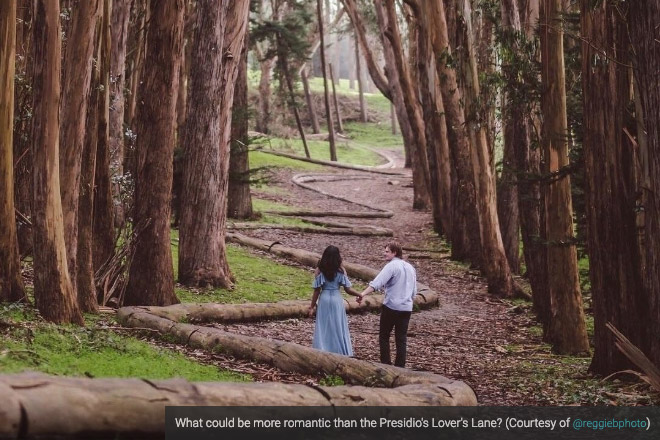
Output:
[{"xmin": 357, "ymin": 242, "xmax": 417, "ymax": 367}]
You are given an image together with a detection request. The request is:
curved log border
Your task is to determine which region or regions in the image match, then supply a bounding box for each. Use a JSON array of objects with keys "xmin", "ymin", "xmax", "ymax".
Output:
[
  {"xmin": 164, "ymin": 232, "xmax": 438, "ymax": 324},
  {"xmin": 227, "ymin": 221, "xmax": 393, "ymax": 237},
  {"xmin": 292, "ymin": 173, "xmax": 395, "ymax": 215},
  {"xmin": 257, "ymin": 149, "xmax": 403, "ymax": 175}
]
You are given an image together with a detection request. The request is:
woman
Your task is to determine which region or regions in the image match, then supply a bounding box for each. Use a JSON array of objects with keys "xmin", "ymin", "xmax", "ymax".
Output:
[{"xmin": 308, "ymin": 246, "xmax": 361, "ymax": 356}]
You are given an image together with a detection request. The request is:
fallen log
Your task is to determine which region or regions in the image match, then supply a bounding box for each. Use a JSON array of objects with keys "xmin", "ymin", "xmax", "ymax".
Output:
[
  {"xmin": 123, "ymin": 283, "xmax": 438, "ymax": 324},
  {"xmin": 225, "ymin": 232, "xmax": 435, "ymax": 300},
  {"xmin": 0, "ymin": 372, "xmax": 476, "ymax": 438},
  {"xmin": 265, "ymin": 210, "xmax": 393, "ymax": 219},
  {"xmin": 227, "ymin": 222, "xmax": 393, "ymax": 237},
  {"xmin": 292, "ymin": 174, "xmax": 394, "ymax": 215},
  {"xmin": 226, "ymin": 232, "xmax": 378, "ymax": 281},
  {"xmin": 257, "ymin": 149, "xmax": 402, "ymax": 175},
  {"xmin": 116, "ymin": 309, "xmax": 477, "ymax": 401}
]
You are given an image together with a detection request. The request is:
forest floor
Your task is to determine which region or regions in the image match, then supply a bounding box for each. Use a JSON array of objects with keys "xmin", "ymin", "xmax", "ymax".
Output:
[{"xmin": 168, "ymin": 150, "xmax": 658, "ymax": 406}]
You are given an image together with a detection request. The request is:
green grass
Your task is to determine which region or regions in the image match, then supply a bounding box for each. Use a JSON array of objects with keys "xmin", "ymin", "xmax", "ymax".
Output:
[
  {"xmin": 0, "ymin": 303, "xmax": 249, "ymax": 381},
  {"xmin": 251, "ymin": 198, "xmax": 292, "ymax": 212},
  {"xmin": 248, "ymin": 198, "xmax": 311, "ymax": 227},
  {"xmin": 343, "ymin": 121, "xmax": 403, "ymax": 149},
  {"xmin": 264, "ymin": 137, "xmax": 385, "ymax": 166},
  {"xmin": 249, "ymin": 150, "xmax": 322, "ymax": 172},
  {"xmin": 171, "ymin": 228, "xmax": 365, "ymax": 304},
  {"xmin": 171, "ymin": 230, "xmax": 314, "ymax": 304}
]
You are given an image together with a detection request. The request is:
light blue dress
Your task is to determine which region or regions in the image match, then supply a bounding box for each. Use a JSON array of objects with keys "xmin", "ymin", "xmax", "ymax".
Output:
[{"xmin": 312, "ymin": 271, "xmax": 353, "ymax": 356}]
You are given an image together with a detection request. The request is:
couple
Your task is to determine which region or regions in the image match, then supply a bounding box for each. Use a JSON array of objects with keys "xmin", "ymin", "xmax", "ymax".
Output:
[{"xmin": 307, "ymin": 242, "xmax": 417, "ymax": 368}]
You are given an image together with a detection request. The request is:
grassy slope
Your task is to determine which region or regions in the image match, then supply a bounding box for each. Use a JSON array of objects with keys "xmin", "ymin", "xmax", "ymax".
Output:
[{"xmin": 0, "ymin": 304, "xmax": 249, "ymax": 381}]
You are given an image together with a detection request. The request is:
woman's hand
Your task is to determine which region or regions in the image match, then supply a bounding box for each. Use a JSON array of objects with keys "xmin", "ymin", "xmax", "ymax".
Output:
[{"xmin": 308, "ymin": 304, "xmax": 316, "ymax": 317}]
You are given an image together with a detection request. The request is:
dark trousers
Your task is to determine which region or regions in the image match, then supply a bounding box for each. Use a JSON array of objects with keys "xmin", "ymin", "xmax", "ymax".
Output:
[{"xmin": 379, "ymin": 305, "xmax": 412, "ymax": 367}]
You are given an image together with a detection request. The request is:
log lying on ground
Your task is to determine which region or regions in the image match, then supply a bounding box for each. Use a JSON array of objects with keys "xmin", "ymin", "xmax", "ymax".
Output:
[
  {"xmin": 265, "ymin": 210, "xmax": 393, "ymax": 218},
  {"xmin": 226, "ymin": 232, "xmax": 378, "ymax": 281},
  {"xmin": 226, "ymin": 231, "xmax": 435, "ymax": 294},
  {"xmin": 292, "ymin": 174, "xmax": 395, "ymax": 214},
  {"xmin": 257, "ymin": 149, "xmax": 402, "ymax": 175},
  {"xmin": 123, "ymin": 283, "xmax": 438, "ymax": 323},
  {"xmin": 227, "ymin": 222, "xmax": 393, "ymax": 236},
  {"xmin": 116, "ymin": 309, "xmax": 476, "ymax": 401},
  {"xmin": 0, "ymin": 372, "xmax": 476, "ymax": 438}
]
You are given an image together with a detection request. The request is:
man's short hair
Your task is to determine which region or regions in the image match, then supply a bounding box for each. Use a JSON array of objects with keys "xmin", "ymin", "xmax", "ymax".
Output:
[{"xmin": 387, "ymin": 241, "xmax": 403, "ymax": 258}]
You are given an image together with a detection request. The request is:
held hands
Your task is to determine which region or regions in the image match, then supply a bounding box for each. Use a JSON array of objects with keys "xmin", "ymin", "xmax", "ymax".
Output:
[{"xmin": 356, "ymin": 286, "xmax": 373, "ymax": 305}]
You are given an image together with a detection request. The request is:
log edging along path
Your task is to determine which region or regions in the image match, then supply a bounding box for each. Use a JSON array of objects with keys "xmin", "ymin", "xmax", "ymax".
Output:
[
  {"xmin": 291, "ymin": 173, "xmax": 395, "ymax": 216},
  {"xmin": 142, "ymin": 232, "xmax": 439, "ymax": 324},
  {"xmin": 257, "ymin": 149, "xmax": 404, "ymax": 175},
  {"xmin": 227, "ymin": 221, "xmax": 394, "ymax": 237},
  {"xmin": 110, "ymin": 237, "xmax": 476, "ymax": 399}
]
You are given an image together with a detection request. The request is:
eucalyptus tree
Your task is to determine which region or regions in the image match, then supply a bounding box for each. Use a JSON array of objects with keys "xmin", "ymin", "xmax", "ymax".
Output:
[
  {"xmin": 58, "ymin": 0, "xmax": 102, "ymax": 298},
  {"xmin": 125, "ymin": 0, "xmax": 185, "ymax": 305},
  {"xmin": 31, "ymin": 0, "xmax": 84, "ymax": 323},
  {"xmin": 0, "ymin": 0, "xmax": 26, "ymax": 303},
  {"xmin": 178, "ymin": 0, "xmax": 250, "ymax": 288},
  {"xmin": 627, "ymin": 0, "xmax": 660, "ymax": 368},
  {"xmin": 540, "ymin": 0, "xmax": 589, "ymax": 354}
]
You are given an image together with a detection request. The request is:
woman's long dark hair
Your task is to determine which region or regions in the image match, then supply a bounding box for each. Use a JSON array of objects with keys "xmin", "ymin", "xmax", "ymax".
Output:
[{"xmin": 318, "ymin": 246, "xmax": 342, "ymax": 281}]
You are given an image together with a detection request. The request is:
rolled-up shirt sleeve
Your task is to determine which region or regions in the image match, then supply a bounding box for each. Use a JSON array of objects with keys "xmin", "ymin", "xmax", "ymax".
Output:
[{"xmin": 369, "ymin": 264, "xmax": 394, "ymax": 291}]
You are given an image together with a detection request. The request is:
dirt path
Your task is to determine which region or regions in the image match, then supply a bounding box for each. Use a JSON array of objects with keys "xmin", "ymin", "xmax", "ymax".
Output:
[{"xmin": 218, "ymin": 152, "xmax": 593, "ymax": 406}]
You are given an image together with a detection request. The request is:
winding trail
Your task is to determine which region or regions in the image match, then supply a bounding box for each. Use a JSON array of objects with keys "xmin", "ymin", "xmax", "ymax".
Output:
[{"xmin": 241, "ymin": 149, "xmax": 595, "ymax": 405}]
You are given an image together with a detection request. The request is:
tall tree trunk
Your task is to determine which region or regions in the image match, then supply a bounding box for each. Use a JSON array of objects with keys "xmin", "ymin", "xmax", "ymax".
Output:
[
  {"xmin": 31, "ymin": 0, "xmax": 84, "ymax": 324},
  {"xmin": 179, "ymin": 0, "xmax": 249, "ymax": 288},
  {"xmin": 93, "ymin": 0, "xmax": 115, "ymax": 276},
  {"xmin": 340, "ymin": 0, "xmax": 391, "ymax": 100},
  {"xmin": 124, "ymin": 0, "xmax": 147, "ymax": 175},
  {"xmin": 373, "ymin": 1, "xmax": 415, "ymax": 170},
  {"xmin": 109, "ymin": 0, "xmax": 133, "ymax": 227},
  {"xmin": 412, "ymin": 0, "xmax": 452, "ymax": 237},
  {"xmin": 497, "ymin": 0, "xmax": 523, "ymax": 275},
  {"xmin": 58, "ymin": 0, "xmax": 102, "ymax": 294},
  {"xmin": 456, "ymin": 0, "xmax": 515, "ymax": 296},
  {"xmin": 354, "ymin": 30, "xmax": 367, "ymax": 123},
  {"xmin": 317, "ymin": 0, "xmax": 337, "ymax": 161},
  {"xmin": 255, "ymin": 57, "xmax": 275, "ymax": 134},
  {"xmin": 12, "ymin": 0, "xmax": 33, "ymax": 259},
  {"xmin": 629, "ymin": 0, "xmax": 660, "ymax": 367},
  {"xmin": 514, "ymin": 0, "xmax": 549, "ymax": 329},
  {"xmin": 342, "ymin": 0, "xmax": 415, "ymax": 169},
  {"xmin": 279, "ymin": 45, "xmax": 311, "ymax": 159},
  {"xmin": 301, "ymin": 68, "xmax": 321, "ymax": 134},
  {"xmin": 125, "ymin": 0, "xmax": 184, "ymax": 305},
  {"xmin": 581, "ymin": 0, "xmax": 645, "ymax": 375},
  {"xmin": 77, "ymin": 22, "xmax": 102, "ymax": 314},
  {"xmin": 474, "ymin": 3, "xmax": 496, "ymax": 177},
  {"xmin": 540, "ymin": 0, "xmax": 589, "ymax": 354},
  {"xmin": 228, "ymin": 30, "xmax": 253, "ymax": 220},
  {"xmin": 348, "ymin": 36, "xmax": 356, "ymax": 90},
  {"xmin": 428, "ymin": 0, "xmax": 480, "ymax": 264},
  {"xmin": 329, "ymin": 63, "xmax": 344, "ymax": 133},
  {"xmin": 378, "ymin": 0, "xmax": 430, "ymax": 210},
  {"xmin": 0, "ymin": 0, "xmax": 26, "ymax": 303}
]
